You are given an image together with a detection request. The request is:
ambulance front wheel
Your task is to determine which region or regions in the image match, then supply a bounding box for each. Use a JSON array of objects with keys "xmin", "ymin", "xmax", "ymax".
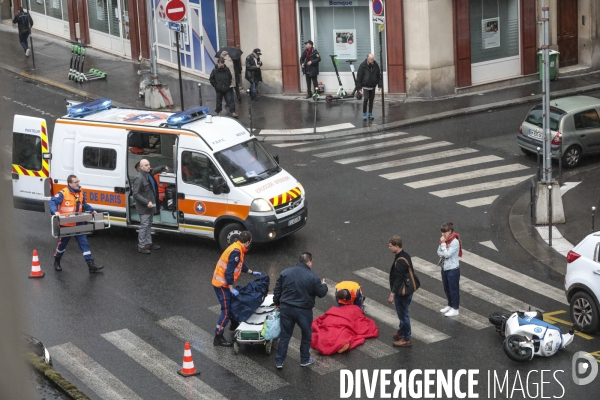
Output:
[{"xmin": 218, "ymin": 222, "xmax": 244, "ymax": 250}]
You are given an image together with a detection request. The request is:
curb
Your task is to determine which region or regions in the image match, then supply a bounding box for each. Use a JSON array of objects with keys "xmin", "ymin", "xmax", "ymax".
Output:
[{"xmin": 26, "ymin": 350, "xmax": 91, "ymax": 400}]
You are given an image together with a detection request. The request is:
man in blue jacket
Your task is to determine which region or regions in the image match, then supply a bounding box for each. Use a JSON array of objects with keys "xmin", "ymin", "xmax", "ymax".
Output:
[
  {"xmin": 273, "ymin": 252, "xmax": 328, "ymax": 369},
  {"xmin": 13, "ymin": 7, "xmax": 33, "ymax": 57}
]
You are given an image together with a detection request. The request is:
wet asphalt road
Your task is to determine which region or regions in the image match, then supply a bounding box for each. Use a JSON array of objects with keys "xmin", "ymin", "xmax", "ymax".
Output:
[{"xmin": 2, "ymin": 68, "xmax": 600, "ymax": 399}]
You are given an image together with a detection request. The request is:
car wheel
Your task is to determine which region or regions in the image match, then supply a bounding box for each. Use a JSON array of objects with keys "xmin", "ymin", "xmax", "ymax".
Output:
[
  {"xmin": 570, "ymin": 291, "xmax": 600, "ymax": 333},
  {"xmin": 562, "ymin": 146, "xmax": 582, "ymax": 168},
  {"xmin": 218, "ymin": 222, "xmax": 244, "ymax": 250},
  {"xmin": 520, "ymin": 147, "xmax": 534, "ymax": 156}
]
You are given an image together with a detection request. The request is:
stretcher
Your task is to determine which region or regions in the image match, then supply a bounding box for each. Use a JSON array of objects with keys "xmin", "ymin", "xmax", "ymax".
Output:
[
  {"xmin": 51, "ymin": 212, "xmax": 111, "ymax": 238},
  {"xmin": 233, "ymin": 294, "xmax": 277, "ymax": 355}
]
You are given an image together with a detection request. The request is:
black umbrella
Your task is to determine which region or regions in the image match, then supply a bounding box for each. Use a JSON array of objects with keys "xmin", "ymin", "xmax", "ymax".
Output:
[{"xmin": 215, "ymin": 46, "xmax": 243, "ymax": 60}]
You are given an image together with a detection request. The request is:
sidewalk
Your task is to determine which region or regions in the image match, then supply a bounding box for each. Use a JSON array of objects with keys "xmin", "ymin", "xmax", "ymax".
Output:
[{"xmin": 3, "ymin": 23, "xmax": 600, "ymax": 143}]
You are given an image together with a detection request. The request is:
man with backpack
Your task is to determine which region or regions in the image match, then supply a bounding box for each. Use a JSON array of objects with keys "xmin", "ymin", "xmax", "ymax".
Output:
[{"xmin": 13, "ymin": 7, "xmax": 33, "ymax": 57}]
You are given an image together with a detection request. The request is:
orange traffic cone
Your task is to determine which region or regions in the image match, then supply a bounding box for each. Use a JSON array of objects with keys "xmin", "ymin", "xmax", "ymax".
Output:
[
  {"xmin": 28, "ymin": 250, "xmax": 45, "ymax": 279},
  {"xmin": 177, "ymin": 342, "xmax": 200, "ymax": 377}
]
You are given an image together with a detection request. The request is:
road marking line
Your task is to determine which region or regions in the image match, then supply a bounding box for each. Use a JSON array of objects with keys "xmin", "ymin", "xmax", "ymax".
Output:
[
  {"xmin": 560, "ymin": 181, "xmax": 581, "ymax": 196},
  {"xmin": 479, "ymin": 241, "xmax": 498, "ymax": 251},
  {"xmin": 411, "ymin": 257, "xmax": 543, "ymax": 312},
  {"xmin": 313, "ymin": 307, "xmax": 397, "ymax": 358},
  {"xmin": 336, "ymin": 142, "xmax": 454, "ymax": 164},
  {"xmin": 460, "ymin": 250, "xmax": 568, "ymax": 305},
  {"xmin": 287, "ymin": 337, "xmax": 346, "ymax": 374},
  {"xmin": 430, "ymin": 175, "xmax": 533, "ymax": 197},
  {"xmin": 406, "ymin": 164, "xmax": 529, "ymax": 189},
  {"xmin": 353, "ymin": 268, "xmax": 488, "ymax": 330},
  {"xmin": 158, "ymin": 315, "xmax": 287, "ymax": 392},
  {"xmin": 101, "ymin": 329, "xmax": 227, "ymax": 400},
  {"xmin": 48, "ymin": 342, "xmax": 142, "ymax": 400},
  {"xmin": 314, "ymin": 136, "xmax": 430, "ymax": 158},
  {"xmin": 456, "ymin": 195, "xmax": 499, "ymax": 207},
  {"xmin": 294, "ymin": 132, "xmax": 406, "ymax": 152},
  {"xmin": 272, "ymin": 142, "xmax": 307, "ymax": 147},
  {"xmin": 535, "ymin": 226, "xmax": 574, "ymax": 257},
  {"xmin": 325, "ymin": 281, "xmax": 449, "ymax": 343},
  {"xmin": 361, "ymin": 148, "xmax": 482, "ymax": 173},
  {"xmin": 543, "ymin": 311, "xmax": 594, "ymax": 339},
  {"xmin": 380, "ymin": 152, "xmax": 497, "ymax": 178},
  {"xmin": 261, "ymin": 123, "xmax": 356, "ymax": 135}
]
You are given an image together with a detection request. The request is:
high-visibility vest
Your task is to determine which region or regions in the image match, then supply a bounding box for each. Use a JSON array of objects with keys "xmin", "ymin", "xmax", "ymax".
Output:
[
  {"xmin": 153, "ymin": 173, "xmax": 167, "ymax": 201},
  {"xmin": 335, "ymin": 281, "xmax": 361, "ymax": 305},
  {"xmin": 57, "ymin": 187, "xmax": 81, "ymax": 227},
  {"xmin": 212, "ymin": 241, "xmax": 245, "ymax": 288}
]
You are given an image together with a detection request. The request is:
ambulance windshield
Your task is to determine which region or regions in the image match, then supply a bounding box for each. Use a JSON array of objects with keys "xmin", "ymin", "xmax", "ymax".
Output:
[{"xmin": 214, "ymin": 138, "xmax": 281, "ymax": 186}]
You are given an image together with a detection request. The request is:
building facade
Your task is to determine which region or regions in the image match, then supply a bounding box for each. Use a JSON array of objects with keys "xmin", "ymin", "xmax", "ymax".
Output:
[{"xmin": 16, "ymin": 0, "xmax": 600, "ymax": 97}]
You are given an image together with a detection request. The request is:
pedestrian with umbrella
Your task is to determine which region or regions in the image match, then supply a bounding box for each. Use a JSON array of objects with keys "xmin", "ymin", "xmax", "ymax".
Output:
[{"xmin": 216, "ymin": 47, "xmax": 243, "ymax": 101}]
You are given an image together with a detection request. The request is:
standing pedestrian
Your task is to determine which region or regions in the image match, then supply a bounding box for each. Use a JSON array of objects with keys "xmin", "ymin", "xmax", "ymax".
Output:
[
  {"xmin": 49, "ymin": 175, "xmax": 103, "ymax": 273},
  {"xmin": 212, "ymin": 231, "xmax": 261, "ymax": 346},
  {"xmin": 273, "ymin": 252, "xmax": 328, "ymax": 369},
  {"xmin": 300, "ymin": 40, "xmax": 321, "ymax": 99},
  {"xmin": 210, "ymin": 57, "xmax": 237, "ymax": 117},
  {"xmin": 13, "ymin": 7, "xmax": 33, "ymax": 57},
  {"xmin": 220, "ymin": 51, "xmax": 240, "ymax": 116},
  {"xmin": 132, "ymin": 159, "xmax": 161, "ymax": 254},
  {"xmin": 387, "ymin": 235, "xmax": 414, "ymax": 347},
  {"xmin": 437, "ymin": 222, "xmax": 462, "ymax": 317},
  {"xmin": 356, "ymin": 54, "xmax": 382, "ymax": 121},
  {"xmin": 134, "ymin": 161, "xmax": 169, "ymax": 211},
  {"xmin": 233, "ymin": 57, "xmax": 243, "ymax": 101},
  {"xmin": 245, "ymin": 49, "xmax": 262, "ymax": 100}
]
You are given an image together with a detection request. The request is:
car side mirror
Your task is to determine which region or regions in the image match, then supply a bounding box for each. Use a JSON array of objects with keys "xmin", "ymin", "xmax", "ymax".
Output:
[
  {"xmin": 213, "ymin": 177, "xmax": 229, "ymax": 195},
  {"xmin": 273, "ymin": 154, "xmax": 279, "ymax": 164}
]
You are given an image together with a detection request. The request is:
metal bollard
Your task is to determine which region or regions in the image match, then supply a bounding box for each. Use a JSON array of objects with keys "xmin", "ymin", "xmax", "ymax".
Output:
[
  {"xmin": 536, "ymin": 147, "xmax": 541, "ymax": 183},
  {"xmin": 313, "ymin": 94, "xmax": 318, "ymax": 134},
  {"xmin": 548, "ymin": 185, "xmax": 552, "ymax": 247},
  {"xmin": 198, "ymin": 83, "xmax": 203, "ymax": 106},
  {"xmin": 558, "ymin": 138, "xmax": 563, "ymax": 186},
  {"xmin": 530, "ymin": 185, "xmax": 535, "ymax": 223},
  {"xmin": 247, "ymin": 89, "xmax": 253, "ymax": 135},
  {"xmin": 592, "ymin": 207, "xmax": 596, "ymax": 233}
]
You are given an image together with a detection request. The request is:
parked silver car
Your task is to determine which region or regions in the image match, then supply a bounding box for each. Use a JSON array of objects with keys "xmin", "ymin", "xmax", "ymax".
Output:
[{"xmin": 517, "ymin": 95, "xmax": 600, "ymax": 168}]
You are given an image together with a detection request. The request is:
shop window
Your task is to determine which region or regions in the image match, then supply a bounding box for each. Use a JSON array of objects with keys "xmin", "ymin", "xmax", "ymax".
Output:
[
  {"xmin": 83, "ymin": 147, "xmax": 117, "ymax": 170},
  {"xmin": 30, "ymin": 0, "xmax": 69, "ymax": 20},
  {"xmin": 44, "ymin": 0, "xmax": 62, "ymax": 20},
  {"xmin": 217, "ymin": 0, "xmax": 227, "ymax": 49},
  {"xmin": 470, "ymin": 0, "xmax": 519, "ymax": 64},
  {"xmin": 88, "ymin": 0, "xmax": 110, "ymax": 35}
]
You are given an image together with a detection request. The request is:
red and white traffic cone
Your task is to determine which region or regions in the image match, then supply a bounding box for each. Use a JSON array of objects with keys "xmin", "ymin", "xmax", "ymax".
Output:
[
  {"xmin": 177, "ymin": 342, "xmax": 200, "ymax": 377},
  {"xmin": 29, "ymin": 250, "xmax": 45, "ymax": 279}
]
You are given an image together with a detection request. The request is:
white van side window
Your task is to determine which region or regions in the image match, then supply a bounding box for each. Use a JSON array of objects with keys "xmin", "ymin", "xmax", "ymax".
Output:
[
  {"xmin": 83, "ymin": 147, "xmax": 117, "ymax": 170},
  {"xmin": 181, "ymin": 151, "xmax": 220, "ymax": 191}
]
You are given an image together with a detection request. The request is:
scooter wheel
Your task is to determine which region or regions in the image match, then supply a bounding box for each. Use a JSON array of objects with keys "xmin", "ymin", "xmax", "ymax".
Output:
[
  {"xmin": 503, "ymin": 335, "xmax": 532, "ymax": 362},
  {"xmin": 356, "ymin": 93, "xmax": 363, "ymax": 100},
  {"xmin": 326, "ymin": 96, "xmax": 333, "ymax": 103}
]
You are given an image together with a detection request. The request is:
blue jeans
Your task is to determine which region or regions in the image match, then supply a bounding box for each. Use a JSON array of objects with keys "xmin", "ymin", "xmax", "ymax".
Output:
[
  {"xmin": 215, "ymin": 89, "xmax": 235, "ymax": 113},
  {"xmin": 249, "ymin": 81, "xmax": 257, "ymax": 99},
  {"xmin": 393, "ymin": 293, "xmax": 412, "ymax": 340},
  {"xmin": 214, "ymin": 286, "xmax": 233, "ymax": 335},
  {"xmin": 19, "ymin": 31, "xmax": 30, "ymax": 52},
  {"xmin": 275, "ymin": 305, "xmax": 313, "ymax": 365},
  {"xmin": 441, "ymin": 268, "xmax": 460, "ymax": 309},
  {"xmin": 54, "ymin": 234, "xmax": 93, "ymax": 261}
]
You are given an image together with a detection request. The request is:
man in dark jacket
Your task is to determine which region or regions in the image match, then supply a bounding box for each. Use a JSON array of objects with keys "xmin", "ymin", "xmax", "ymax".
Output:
[
  {"xmin": 300, "ymin": 40, "xmax": 321, "ymax": 99},
  {"xmin": 387, "ymin": 235, "xmax": 413, "ymax": 347},
  {"xmin": 132, "ymin": 159, "xmax": 162, "ymax": 254},
  {"xmin": 13, "ymin": 7, "xmax": 33, "ymax": 57},
  {"xmin": 210, "ymin": 58, "xmax": 237, "ymax": 117},
  {"xmin": 273, "ymin": 252, "xmax": 328, "ymax": 369},
  {"xmin": 245, "ymin": 49, "xmax": 262, "ymax": 100},
  {"xmin": 356, "ymin": 54, "xmax": 383, "ymax": 120}
]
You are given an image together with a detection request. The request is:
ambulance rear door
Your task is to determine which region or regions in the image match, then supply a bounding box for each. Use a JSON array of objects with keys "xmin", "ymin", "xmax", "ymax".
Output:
[{"xmin": 12, "ymin": 116, "xmax": 52, "ymax": 212}]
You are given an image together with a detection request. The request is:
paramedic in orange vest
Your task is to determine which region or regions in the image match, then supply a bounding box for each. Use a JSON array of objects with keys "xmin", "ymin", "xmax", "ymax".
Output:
[
  {"xmin": 212, "ymin": 231, "xmax": 262, "ymax": 346},
  {"xmin": 335, "ymin": 281, "xmax": 364, "ymax": 310},
  {"xmin": 49, "ymin": 174, "xmax": 103, "ymax": 273}
]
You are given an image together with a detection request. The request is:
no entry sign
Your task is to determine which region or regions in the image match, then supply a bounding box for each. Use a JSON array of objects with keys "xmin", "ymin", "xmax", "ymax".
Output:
[{"xmin": 166, "ymin": 0, "xmax": 186, "ymax": 23}]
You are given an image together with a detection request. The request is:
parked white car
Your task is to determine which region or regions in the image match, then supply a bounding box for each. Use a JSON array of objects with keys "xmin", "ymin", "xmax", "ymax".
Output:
[{"xmin": 565, "ymin": 232, "xmax": 600, "ymax": 333}]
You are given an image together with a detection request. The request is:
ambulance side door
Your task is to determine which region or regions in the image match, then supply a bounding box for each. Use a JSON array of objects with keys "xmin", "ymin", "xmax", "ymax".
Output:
[
  {"xmin": 12, "ymin": 116, "xmax": 51, "ymax": 212},
  {"xmin": 178, "ymin": 148, "xmax": 227, "ymax": 238}
]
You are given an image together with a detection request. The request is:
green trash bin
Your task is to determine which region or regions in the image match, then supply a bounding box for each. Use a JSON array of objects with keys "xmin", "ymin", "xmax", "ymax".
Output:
[{"xmin": 538, "ymin": 50, "xmax": 559, "ymax": 81}]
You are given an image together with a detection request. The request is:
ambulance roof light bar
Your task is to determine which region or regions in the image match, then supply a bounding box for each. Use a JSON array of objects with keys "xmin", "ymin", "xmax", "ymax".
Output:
[
  {"xmin": 67, "ymin": 98, "xmax": 113, "ymax": 118},
  {"xmin": 166, "ymin": 106, "xmax": 211, "ymax": 127}
]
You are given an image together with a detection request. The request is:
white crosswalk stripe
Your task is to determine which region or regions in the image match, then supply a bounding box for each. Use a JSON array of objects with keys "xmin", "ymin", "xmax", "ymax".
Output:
[
  {"xmin": 49, "ymin": 343, "xmax": 142, "ymax": 400},
  {"xmin": 314, "ymin": 136, "xmax": 431, "ymax": 158},
  {"xmin": 158, "ymin": 316, "xmax": 289, "ymax": 392},
  {"xmin": 101, "ymin": 329, "xmax": 227, "ymax": 400},
  {"xmin": 378, "ymin": 154, "xmax": 499, "ymax": 178},
  {"xmin": 325, "ymin": 281, "xmax": 450, "ymax": 343},
  {"xmin": 430, "ymin": 175, "xmax": 533, "ymax": 197},
  {"xmin": 294, "ymin": 132, "xmax": 407, "ymax": 152},
  {"xmin": 360, "ymin": 148, "xmax": 481, "ymax": 172},
  {"xmin": 406, "ymin": 164, "xmax": 530, "ymax": 189},
  {"xmin": 352, "ymin": 268, "xmax": 489, "ymax": 330},
  {"xmin": 460, "ymin": 250, "xmax": 568, "ymax": 305},
  {"xmin": 411, "ymin": 257, "xmax": 543, "ymax": 312},
  {"xmin": 456, "ymin": 195, "xmax": 499, "ymax": 207},
  {"xmin": 335, "ymin": 141, "xmax": 454, "ymax": 165}
]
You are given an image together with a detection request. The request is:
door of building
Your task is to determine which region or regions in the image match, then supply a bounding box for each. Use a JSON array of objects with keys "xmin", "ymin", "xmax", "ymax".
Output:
[
  {"xmin": 557, "ymin": 0, "xmax": 578, "ymax": 67},
  {"xmin": 87, "ymin": 0, "xmax": 131, "ymax": 57}
]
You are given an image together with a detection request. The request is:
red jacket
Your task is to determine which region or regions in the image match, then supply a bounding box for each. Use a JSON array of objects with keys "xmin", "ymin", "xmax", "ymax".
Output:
[{"xmin": 311, "ymin": 305, "xmax": 378, "ymax": 355}]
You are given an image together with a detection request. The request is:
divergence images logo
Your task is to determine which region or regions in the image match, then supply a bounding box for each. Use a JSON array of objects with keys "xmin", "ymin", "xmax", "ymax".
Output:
[{"xmin": 572, "ymin": 351, "xmax": 598, "ymax": 385}]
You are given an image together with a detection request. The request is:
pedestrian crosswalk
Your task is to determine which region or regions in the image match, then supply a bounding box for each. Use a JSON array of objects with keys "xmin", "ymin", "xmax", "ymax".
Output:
[
  {"xmin": 285, "ymin": 132, "xmax": 534, "ymax": 207},
  {"xmin": 47, "ymin": 247, "xmax": 568, "ymax": 400}
]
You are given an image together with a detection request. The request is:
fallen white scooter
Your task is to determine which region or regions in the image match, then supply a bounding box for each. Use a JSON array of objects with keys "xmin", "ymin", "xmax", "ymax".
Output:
[{"xmin": 489, "ymin": 311, "xmax": 575, "ymax": 362}]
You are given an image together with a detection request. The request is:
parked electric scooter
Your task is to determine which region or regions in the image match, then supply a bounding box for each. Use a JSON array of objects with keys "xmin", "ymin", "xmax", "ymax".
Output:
[
  {"xmin": 489, "ymin": 310, "xmax": 575, "ymax": 362},
  {"xmin": 325, "ymin": 55, "xmax": 362, "ymax": 103}
]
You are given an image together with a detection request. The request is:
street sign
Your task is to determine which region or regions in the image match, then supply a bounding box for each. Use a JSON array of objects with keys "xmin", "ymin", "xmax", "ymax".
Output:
[
  {"xmin": 372, "ymin": 0, "xmax": 385, "ymax": 24},
  {"xmin": 169, "ymin": 22, "xmax": 181, "ymax": 32},
  {"xmin": 373, "ymin": 16, "xmax": 385, "ymax": 24},
  {"xmin": 166, "ymin": 0, "xmax": 186, "ymax": 23}
]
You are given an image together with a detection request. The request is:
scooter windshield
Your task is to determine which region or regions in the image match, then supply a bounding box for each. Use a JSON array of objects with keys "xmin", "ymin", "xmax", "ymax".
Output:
[{"xmin": 215, "ymin": 138, "xmax": 280, "ymax": 187}]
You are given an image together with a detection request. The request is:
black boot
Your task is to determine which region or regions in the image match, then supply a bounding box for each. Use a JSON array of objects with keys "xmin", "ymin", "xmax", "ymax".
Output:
[
  {"xmin": 229, "ymin": 320, "xmax": 240, "ymax": 331},
  {"xmin": 54, "ymin": 257, "xmax": 62, "ymax": 271},
  {"xmin": 87, "ymin": 259, "xmax": 104, "ymax": 273},
  {"xmin": 213, "ymin": 334, "xmax": 233, "ymax": 347},
  {"xmin": 305, "ymin": 92, "xmax": 313, "ymax": 99}
]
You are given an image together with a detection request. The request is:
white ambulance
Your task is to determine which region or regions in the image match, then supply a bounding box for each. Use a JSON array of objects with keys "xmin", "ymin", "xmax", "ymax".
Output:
[{"xmin": 12, "ymin": 98, "xmax": 308, "ymax": 249}]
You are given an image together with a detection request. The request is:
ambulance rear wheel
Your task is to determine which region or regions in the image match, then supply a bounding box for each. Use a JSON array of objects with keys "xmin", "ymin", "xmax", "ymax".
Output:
[{"xmin": 218, "ymin": 222, "xmax": 244, "ymax": 250}]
